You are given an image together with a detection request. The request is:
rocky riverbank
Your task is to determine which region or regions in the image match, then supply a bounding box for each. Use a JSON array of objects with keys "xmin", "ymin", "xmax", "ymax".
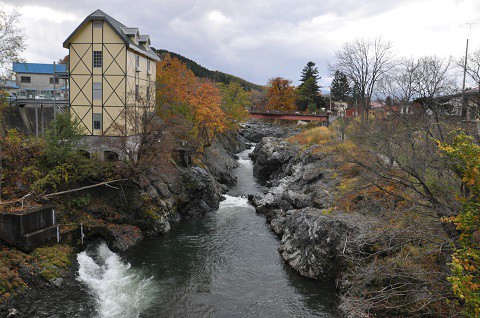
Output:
[{"xmin": 246, "ymin": 125, "xmax": 457, "ymax": 317}]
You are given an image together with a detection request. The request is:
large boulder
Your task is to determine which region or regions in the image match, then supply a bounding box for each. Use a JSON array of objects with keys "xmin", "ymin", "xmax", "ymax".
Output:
[
  {"xmin": 250, "ymin": 137, "xmax": 299, "ymax": 182},
  {"xmin": 203, "ymin": 132, "xmax": 246, "ymax": 185},
  {"xmin": 179, "ymin": 166, "xmax": 224, "ymax": 218},
  {"xmin": 251, "ymin": 145, "xmax": 339, "ymax": 212},
  {"xmin": 270, "ymin": 208, "xmax": 362, "ymax": 280}
]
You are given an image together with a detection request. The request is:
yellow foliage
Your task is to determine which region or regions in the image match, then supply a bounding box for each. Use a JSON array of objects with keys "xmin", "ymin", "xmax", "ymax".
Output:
[{"xmin": 288, "ymin": 126, "xmax": 335, "ymax": 147}]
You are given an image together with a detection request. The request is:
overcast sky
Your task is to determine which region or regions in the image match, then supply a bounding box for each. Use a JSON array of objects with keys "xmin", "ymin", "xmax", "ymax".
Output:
[{"xmin": 5, "ymin": 0, "xmax": 480, "ymax": 89}]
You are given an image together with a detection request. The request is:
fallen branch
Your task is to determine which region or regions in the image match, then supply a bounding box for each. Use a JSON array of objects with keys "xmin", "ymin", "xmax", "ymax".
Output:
[{"xmin": 43, "ymin": 179, "xmax": 128, "ymax": 198}]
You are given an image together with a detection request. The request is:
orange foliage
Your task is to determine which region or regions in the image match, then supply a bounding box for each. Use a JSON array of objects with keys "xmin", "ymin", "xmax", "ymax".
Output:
[
  {"xmin": 156, "ymin": 54, "xmax": 196, "ymax": 117},
  {"xmin": 156, "ymin": 55, "xmax": 228, "ymax": 146},
  {"xmin": 266, "ymin": 77, "xmax": 296, "ymax": 111},
  {"xmin": 189, "ymin": 81, "xmax": 226, "ymax": 145}
]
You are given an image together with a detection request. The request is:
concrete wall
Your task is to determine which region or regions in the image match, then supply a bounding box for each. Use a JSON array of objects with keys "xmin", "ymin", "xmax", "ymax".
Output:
[
  {"xmin": 0, "ymin": 205, "xmax": 58, "ymax": 251},
  {"xmin": 2, "ymin": 104, "xmax": 56, "ymax": 135},
  {"xmin": 15, "ymin": 73, "xmax": 64, "ymax": 92}
]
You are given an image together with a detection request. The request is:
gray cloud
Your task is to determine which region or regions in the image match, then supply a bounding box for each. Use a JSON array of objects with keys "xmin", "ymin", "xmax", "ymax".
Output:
[{"xmin": 5, "ymin": 0, "xmax": 480, "ymax": 88}]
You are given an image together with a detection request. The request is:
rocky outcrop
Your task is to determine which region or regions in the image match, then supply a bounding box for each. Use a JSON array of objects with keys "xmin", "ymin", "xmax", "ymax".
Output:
[
  {"xmin": 249, "ymin": 136, "xmax": 366, "ymax": 285},
  {"xmin": 250, "ymin": 141, "xmax": 339, "ymax": 212},
  {"xmin": 57, "ymin": 131, "xmax": 246, "ymax": 247},
  {"xmin": 249, "ymin": 138, "xmax": 350, "ymax": 279},
  {"xmin": 178, "ymin": 166, "xmax": 225, "ymax": 217},
  {"xmin": 239, "ymin": 119, "xmax": 300, "ymax": 143},
  {"xmin": 270, "ymin": 208, "xmax": 364, "ymax": 280},
  {"xmin": 249, "ymin": 137, "xmax": 299, "ymax": 183},
  {"xmin": 203, "ymin": 132, "xmax": 246, "ymax": 185}
]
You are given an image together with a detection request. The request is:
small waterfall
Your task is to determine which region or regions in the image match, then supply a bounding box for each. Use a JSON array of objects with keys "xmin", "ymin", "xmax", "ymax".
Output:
[
  {"xmin": 220, "ymin": 195, "xmax": 251, "ymax": 208},
  {"xmin": 77, "ymin": 242, "xmax": 157, "ymax": 318}
]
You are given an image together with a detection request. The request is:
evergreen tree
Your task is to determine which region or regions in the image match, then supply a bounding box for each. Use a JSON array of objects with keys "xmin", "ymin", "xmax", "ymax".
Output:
[
  {"xmin": 330, "ymin": 70, "xmax": 350, "ymax": 102},
  {"xmin": 297, "ymin": 62, "xmax": 321, "ymax": 111},
  {"xmin": 385, "ymin": 96, "xmax": 393, "ymax": 106},
  {"xmin": 351, "ymin": 81, "xmax": 361, "ymax": 106}
]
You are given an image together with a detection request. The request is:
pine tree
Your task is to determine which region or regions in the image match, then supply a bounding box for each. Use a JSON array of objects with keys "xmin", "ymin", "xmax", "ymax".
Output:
[
  {"xmin": 330, "ymin": 71, "xmax": 350, "ymax": 102},
  {"xmin": 297, "ymin": 62, "xmax": 321, "ymax": 111}
]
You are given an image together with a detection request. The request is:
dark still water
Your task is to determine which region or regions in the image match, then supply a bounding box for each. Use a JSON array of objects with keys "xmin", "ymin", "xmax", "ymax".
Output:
[{"xmin": 16, "ymin": 148, "xmax": 339, "ymax": 317}]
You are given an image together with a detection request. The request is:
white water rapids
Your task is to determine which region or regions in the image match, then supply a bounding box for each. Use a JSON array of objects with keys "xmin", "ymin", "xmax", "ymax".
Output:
[{"xmin": 76, "ymin": 243, "xmax": 158, "ymax": 318}]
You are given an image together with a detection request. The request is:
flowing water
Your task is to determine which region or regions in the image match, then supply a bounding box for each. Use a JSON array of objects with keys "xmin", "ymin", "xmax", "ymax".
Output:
[{"xmin": 16, "ymin": 147, "xmax": 339, "ymax": 317}]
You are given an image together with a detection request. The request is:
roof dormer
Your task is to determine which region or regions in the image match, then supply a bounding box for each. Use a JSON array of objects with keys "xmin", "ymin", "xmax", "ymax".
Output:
[
  {"xmin": 139, "ymin": 35, "xmax": 151, "ymax": 51},
  {"xmin": 122, "ymin": 27, "xmax": 140, "ymax": 44}
]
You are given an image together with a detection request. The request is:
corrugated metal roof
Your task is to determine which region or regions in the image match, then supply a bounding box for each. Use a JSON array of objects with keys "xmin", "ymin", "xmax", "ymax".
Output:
[
  {"xmin": 63, "ymin": 9, "xmax": 160, "ymax": 62},
  {"xmin": 13, "ymin": 63, "xmax": 67, "ymax": 74}
]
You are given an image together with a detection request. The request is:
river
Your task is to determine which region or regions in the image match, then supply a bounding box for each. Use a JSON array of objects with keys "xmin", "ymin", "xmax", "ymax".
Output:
[{"xmin": 15, "ymin": 147, "xmax": 339, "ymax": 317}]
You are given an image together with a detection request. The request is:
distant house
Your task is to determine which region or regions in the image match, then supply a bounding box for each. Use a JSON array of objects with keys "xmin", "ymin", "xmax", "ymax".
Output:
[
  {"xmin": 63, "ymin": 9, "xmax": 160, "ymax": 136},
  {"xmin": 345, "ymin": 107, "xmax": 359, "ymax": 117},
  {"xmin": 12, "ymin": 62, "xmax": 68, "ymax": 99}
]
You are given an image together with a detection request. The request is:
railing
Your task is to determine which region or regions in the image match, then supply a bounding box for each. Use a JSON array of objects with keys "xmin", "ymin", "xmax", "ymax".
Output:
[
  {"xmin": 249, "ymin": 110, "xmax": 330, "ymax": 122},
  {"xmin": 249, "ymin": 109, "xmax": 330, "ymax": 116},
  {"xmin": 7, "ymin": 94, "xmax": 69, "ymax": 102}
]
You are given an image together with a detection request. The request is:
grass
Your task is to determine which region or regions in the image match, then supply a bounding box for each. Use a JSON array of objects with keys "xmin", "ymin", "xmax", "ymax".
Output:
[
  {"xmin": 31, "ymin": 245, "xmax": 74, "ymax": 281},
  {"xmin": 287, "ymin": 126, "xmax": 335, "ymax": 147}
]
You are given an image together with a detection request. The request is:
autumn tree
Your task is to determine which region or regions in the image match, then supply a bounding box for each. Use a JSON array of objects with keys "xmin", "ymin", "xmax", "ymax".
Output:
[
  {"xmin": 250, "ymin": 89, "xmax": 268, "ymax": 111},
  {"xmin": 439, "ymin": 131, "xmax": 480, "ymax": 317},
  {"xmin": 58, "ymin": 55, "xmax": 69, "ymax": 65},
  {"xmin": 156, "ymin": 54, "xmax": 196, "ymax": 119},
  {"xmin": 330, "ymin": 70, "xmax": 350, "ymax": 102},
  {"xmin": 190, "ymin": 81, "xmax": 225, "ymax": 145},
  {"xmin": 266, "ymin": 77, "xmax": 296, "ymax": 111},
  {"xmin": 330, "ymin": 38, "xmax": 394, "ymax": 116},
  {"xmin": 297, "ymin": 62, "xmax": 321, "ymax": 111},
  {"xmin": 156, "ymin": 55, "xmax": 228, "ymax": 147},
  {"xmin": 219, "ymin": 82, "xmax": 250, "ymax": 129}
]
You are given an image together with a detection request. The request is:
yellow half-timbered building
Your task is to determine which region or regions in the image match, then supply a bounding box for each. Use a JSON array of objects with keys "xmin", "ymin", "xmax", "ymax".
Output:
[{"xmin": 63, "ymin": 9, "xmax": 160, "ymax": 136}]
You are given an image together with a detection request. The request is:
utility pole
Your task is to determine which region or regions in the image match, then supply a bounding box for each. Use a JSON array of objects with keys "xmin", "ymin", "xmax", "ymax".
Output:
[
  {"xmin": 53, "ymin": 61, "xmax": 57, "ymax": 120},
  {"xmin": 463, "ymin": 23, "xmax": 476, "ymax": 120}
]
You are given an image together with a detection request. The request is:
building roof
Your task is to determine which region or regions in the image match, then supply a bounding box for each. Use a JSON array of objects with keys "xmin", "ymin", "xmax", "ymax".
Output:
[
  {"xmin": 63, "ymin": 9, "xmax": 160, "ymax": 62},
  {"xmin": 0, "ymin": 80, "xmax": 19, "ymax": 89},
  {"xmin": 13, "ymin": 63, "xmax": 67, "ymax": 74}
]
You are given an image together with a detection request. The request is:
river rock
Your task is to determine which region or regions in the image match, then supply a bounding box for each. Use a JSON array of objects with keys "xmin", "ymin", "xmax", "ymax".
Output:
[
  {"xmin": 271, "ymin": 208, "xmax": 361, "ymax": 280},
  {"xmin": 179, "ymin": 166, "xmax": 224, "ymax": 218},
  {"xmin": 240, "ymin": 120, "xmax": 300, "ymax": 143},
  {"xmin": 7, "ymin": 308, "xmax": 18, "ymax": 317},
  {"xmin": 79, "ymin": 223, "xmax": 144, "ymax": 252},
  {"xmin": 203, "ymin": 132, "xmax": 245, "ymax": 185},
  {"xmin": 250, "ymin": 137, "xmax": 299, "ymax": 182}
]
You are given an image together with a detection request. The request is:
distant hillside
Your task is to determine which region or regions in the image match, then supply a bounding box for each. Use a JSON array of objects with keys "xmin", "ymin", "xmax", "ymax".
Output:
[{"xmin": 154, "ymin": 49, "xmax": 263, "ymax": 92}]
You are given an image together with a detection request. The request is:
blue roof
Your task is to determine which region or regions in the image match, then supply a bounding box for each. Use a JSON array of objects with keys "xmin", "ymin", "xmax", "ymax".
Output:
[
  {"xmin": 13, "ymin": 63, "xmax": 67, "ymax": 74},
  {"xmin": 0, "ymin": 80, "xmax": 19, "ymax": 89}
]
